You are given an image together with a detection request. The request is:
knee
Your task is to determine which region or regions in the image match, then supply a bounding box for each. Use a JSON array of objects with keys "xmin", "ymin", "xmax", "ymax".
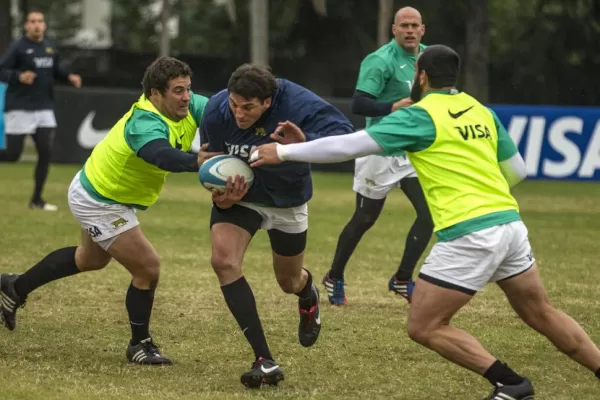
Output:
[
  {"xmin": 211, "ymin": 253, "xmax": 240, "ymax": 277},
  {"xmin": 36, "ymin": 146, "xmax": 52, "ymax": 163},
  {"xmin": 78, "ymin": 259, "xmax": 110, "ymax": 271},
  {"xmin": 276, "ymin": 275, "xmax": 299, "ymax": 294},
  {"xmin": 349, "ymin": 209, "xmax": 378, "ymax": 232},
  {"xmin": 407, "ymin": 320, "xmax": 430, "ymax": 345},
  {"xmin": 142, "ymin": 255, "xmax": 161, "ymax": 282},
  {"xmin": 128, "ymin": 253, "xmax": 161, "ymax": 283},
  {"xmin": 414, "ymin": 205, "xmax": 434, "ymax": 228},
  {"xmin": 419, "ymin": 214, "xmax": 434, "ymax": 230},
  {"xmin": 406, "ymin": 313, "xmax": 444, "ymax": 346},
  {"xmin": 75, "ymin": 248, "xmax": 111, "ymax": 272}
]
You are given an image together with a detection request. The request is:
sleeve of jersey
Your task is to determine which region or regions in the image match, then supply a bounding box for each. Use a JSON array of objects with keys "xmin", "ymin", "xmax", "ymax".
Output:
[
  {"xmin": 490, "ymin": 108, "xmax": 519, "ymax": 162},
  {"xmin": 365, "ymin": 106, "xmax": 436, "ymax": 155},
  {"xmin": 352, "ymin": 90, "xmax": 394, "ymax": 117},
  {"xmin": 488, "ymin": 108, "xmax": 527, "ymax": 186},
  {"xmin": 138, "ymin": 139, "xmax": 198, "ymax": 172},
  {"xmin": 190, "ymin": 93, "xmax": 209, "ymax": 126},
  {"xmin": 0, "ymin": 41, "xmax": 21, "ymax": 84},
  {"xmin": 355, "ymin": 54, "xmax": 388, "ymax": 97},
  {"xmin": 124, "ymin": 110, "xmax": 170, "ymax": 154},
  {"xmin": 277, "ymin": 130, "xmax": 383, "ymax": 163},
  {"xmin": 53, "ymin": 52, "xmax": 71, "ymax": 81},
  {"xmin": 301, "ymin": 101, "xmax": 355, "ymax": 141}
]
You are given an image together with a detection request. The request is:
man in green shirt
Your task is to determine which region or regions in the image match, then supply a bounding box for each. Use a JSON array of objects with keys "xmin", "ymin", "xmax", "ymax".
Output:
[
  {"xmin": 323, "ymin": 6, "xmax": 433, "ymax": 306},
  {"xmin": 249, "ymin": 45, "xmax": 600, "ymax": 399},
  {"xmin": 0, "ymin": 57, "xmax": 215, "ymax": 365}
]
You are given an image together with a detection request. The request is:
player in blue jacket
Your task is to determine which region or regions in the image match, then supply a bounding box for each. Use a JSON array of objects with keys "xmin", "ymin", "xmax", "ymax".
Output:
[
  {"xmin": 199, "ymin": 63, "xmax": 354, "ymax": 388},
  {"xmin": 0, "ymin": 9, "xmax": 82, "ymax": 211}
]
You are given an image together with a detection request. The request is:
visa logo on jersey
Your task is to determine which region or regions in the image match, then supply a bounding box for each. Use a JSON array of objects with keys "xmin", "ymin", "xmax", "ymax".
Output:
[
  {"xmin": 491, "ymin": 105, "xmax": 600, "ymax": 180},
  {"xmin": 224, "ymin": 141, "xmax": 258, "ymax": 159}
]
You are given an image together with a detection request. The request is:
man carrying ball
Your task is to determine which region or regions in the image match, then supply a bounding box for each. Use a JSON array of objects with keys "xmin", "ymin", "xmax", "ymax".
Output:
[{"xmin": 199, "ymin": 63, "xmax": 354, "ymax": 388}]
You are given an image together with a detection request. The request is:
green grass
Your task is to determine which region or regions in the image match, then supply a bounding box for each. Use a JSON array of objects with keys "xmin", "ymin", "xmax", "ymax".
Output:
[{"xmin": 1, "ymin": 162, "xmax": 600, "ymax": 399}]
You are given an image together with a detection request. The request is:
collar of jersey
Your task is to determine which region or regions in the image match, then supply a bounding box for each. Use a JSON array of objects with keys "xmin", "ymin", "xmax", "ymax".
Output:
[
  {"xmin": 23, "ymin": 35, "xmax": 45, "ymax": 45},
  {"xmin": 138, "ymin": 94, "xmax": 184, "ymax": 123},
  {"xmin": 390, "ymin": 39, "xmax": 423, "ymax": 58},
  {"xmin": 422, "ymin": 89, "xmax": 458, "ymax": 98}
]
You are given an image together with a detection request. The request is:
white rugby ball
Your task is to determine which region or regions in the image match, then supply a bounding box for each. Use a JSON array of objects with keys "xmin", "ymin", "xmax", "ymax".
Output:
[{"xmin": 198, "ymin": 155, "xmax": 255, "ymax": 193}]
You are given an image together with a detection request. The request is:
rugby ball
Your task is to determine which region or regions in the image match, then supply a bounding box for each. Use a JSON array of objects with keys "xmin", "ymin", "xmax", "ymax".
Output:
[{"xmin": 199, "ymin": 155, "xmax": 255, "ymax": 193}]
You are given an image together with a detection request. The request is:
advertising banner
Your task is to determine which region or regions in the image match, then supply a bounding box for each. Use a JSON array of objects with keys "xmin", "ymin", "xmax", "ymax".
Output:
[{"xmin": 493, "ymin": 104, "xmax": 600, "ymax": 180}]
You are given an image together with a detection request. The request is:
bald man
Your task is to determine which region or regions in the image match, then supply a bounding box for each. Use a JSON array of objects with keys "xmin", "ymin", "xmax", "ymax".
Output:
[{"xmin": 322, "ymin": 7, "xmax": 433, "ymax": 306}]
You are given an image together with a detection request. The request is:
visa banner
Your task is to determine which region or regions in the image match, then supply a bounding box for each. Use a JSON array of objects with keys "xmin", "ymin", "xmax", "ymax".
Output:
[
  {"xmin": 492, "ymin": 105, "xmax": 600, "ymax": 180},
  {"xmin": 48, "ymin": 86, "xmax": 600, "ymax": 180},
  {"xmin": 0, "ymin": 83, "xmax": 5, "ymax": 150}
]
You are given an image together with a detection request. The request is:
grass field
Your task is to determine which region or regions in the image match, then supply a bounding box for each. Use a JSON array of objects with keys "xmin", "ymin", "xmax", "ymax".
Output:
[{"xmin": 1, "ymin": 162, "xmax": 600, "ymax": 400}]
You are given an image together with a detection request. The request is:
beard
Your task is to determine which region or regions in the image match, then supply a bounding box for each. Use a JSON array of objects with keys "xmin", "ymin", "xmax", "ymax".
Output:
[{"xmin": 410, "ymin": 77, "xmax": 423, "ymax": 102}]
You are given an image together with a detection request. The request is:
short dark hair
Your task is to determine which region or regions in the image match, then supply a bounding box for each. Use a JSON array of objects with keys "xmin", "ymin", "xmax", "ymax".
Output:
[
  {"xmin": 417, "ymin": 45, "xmax": 460, "ymax": 88},
  {"xmin": 142, "ymin": 57, "xmax": 193, "ymax": 98},
  {"xmin": 227, "ymin": 64, "xmax": 279, "ymax": 102},
  {"xmin": 25, "ymin": 8, "xmax": 44, "ymax": 23}
]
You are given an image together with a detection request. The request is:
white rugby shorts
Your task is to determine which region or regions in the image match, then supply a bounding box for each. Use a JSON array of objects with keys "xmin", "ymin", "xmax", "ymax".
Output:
[
  {"xmin": 353, "ymin": 155, "xmax": 418, "ymax": 200},
  {"xmin": 4, "ymin": 110, "xmax": 57, "ymax": 134},
  {"xmin": 419, "ymin": 221, "xmax": 535, "ymax": 294},
  {"xmin": 237, "ymin": 201, "xmax": 308, "ymax": 234},
  {"xmin": 68, "ymin": 172, "xmax": 139, "ymax": 250}
]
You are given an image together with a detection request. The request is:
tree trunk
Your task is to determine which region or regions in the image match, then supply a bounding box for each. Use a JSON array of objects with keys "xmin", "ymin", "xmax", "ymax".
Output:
[
  {"xmin": 377, "ymin": 0, "xmax": 393, "ymax": 47},
  {"xmin": 159, "ymin": 0, "xmax": 171, "ymax": 57},
  {"xmin": 463, "ymin": 0, "xmax": 489, "ymax": 102},
  {"xmin": 0, "ymin": 0, "xmax": 12, "ymax": 51},
  {"xmin": 250, "ymin": 0, "xmax": 268, "ymax": 65},
  {"xmin": 19, "ymin": 0, "xmax": 28, "ymax": 15}
]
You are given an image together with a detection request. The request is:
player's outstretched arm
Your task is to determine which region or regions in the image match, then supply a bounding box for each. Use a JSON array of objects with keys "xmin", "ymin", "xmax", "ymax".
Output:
[
  {"xmin": 138, "ymin": 139, "xmax": 200, "ymax": 172},
  {"xmin": 249, "ymin": 130, "xmax": 382, "ymax": 167}
]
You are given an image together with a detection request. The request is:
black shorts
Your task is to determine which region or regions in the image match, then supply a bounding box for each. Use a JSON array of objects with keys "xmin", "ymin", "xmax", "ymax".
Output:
[{"xmin": 210, "ymin": 204, "xmax": 307, "ymax": 257}]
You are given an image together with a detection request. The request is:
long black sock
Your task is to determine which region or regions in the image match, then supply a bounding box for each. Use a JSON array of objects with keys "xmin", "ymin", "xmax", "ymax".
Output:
[
  {"xmin": 14, "ymin": 246, "xmax": 80, "ymax": 298},
  {"xmin": 126, "ymin": 282, "xmax": 155, "ymax": 345},
  {"xmin": 0, "ymin": 135, "xmax": 25, "ymax": 162},
  {"xmin": 295, "ymin": 269, "xmax": 314, "ymax": 308},
  {"xmin": 396, "ymin": 178, "xmax": 433, "ymax": 281},
  {"xmin": 31, "ymin": 128, "xmax": 53, "ymax": 203},
  {"xmin": 483, "ymin": 360, "xmax": 525, "ymax": 386},
  {"xmin": 221, "ymin": 276, "xmax": 272, "ymax": 361},
  {"xmin": 330, "ymin": 194, "xmax": 385, "ymax": 280},
  {"xmin": 395, "ymin": 217, "xmax": 433, "ymax": 281}
]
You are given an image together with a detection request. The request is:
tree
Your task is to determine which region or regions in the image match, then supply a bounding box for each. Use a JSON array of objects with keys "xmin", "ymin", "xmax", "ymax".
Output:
[
  {"xmin": 40, "ymin": 0, "xmax": 600, "ymax": 106},
  {"xmin": 0, "ymin": 0, "xmax": 11, "ymax": 51},
  {"xmin": 27, "ymin": 0, "xmax": 81, "ymax": 41},
  {"xmin": 111, "ymin": 0, "xmax": 158, "ymax": 52},
  {"xmin": 158, "ymin": 0, "xmax": 172, "ymax": 57},
  {"xmin": 489, "ymin": 0, "xmax": 600, "ymax": 105},
  {"xmin": 378, "ymin": 0, "xmax": 393, "ymax": 46},
  {"xmin": 463, "ymin": 0, "xmax": 489, "ymax": 102}
]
